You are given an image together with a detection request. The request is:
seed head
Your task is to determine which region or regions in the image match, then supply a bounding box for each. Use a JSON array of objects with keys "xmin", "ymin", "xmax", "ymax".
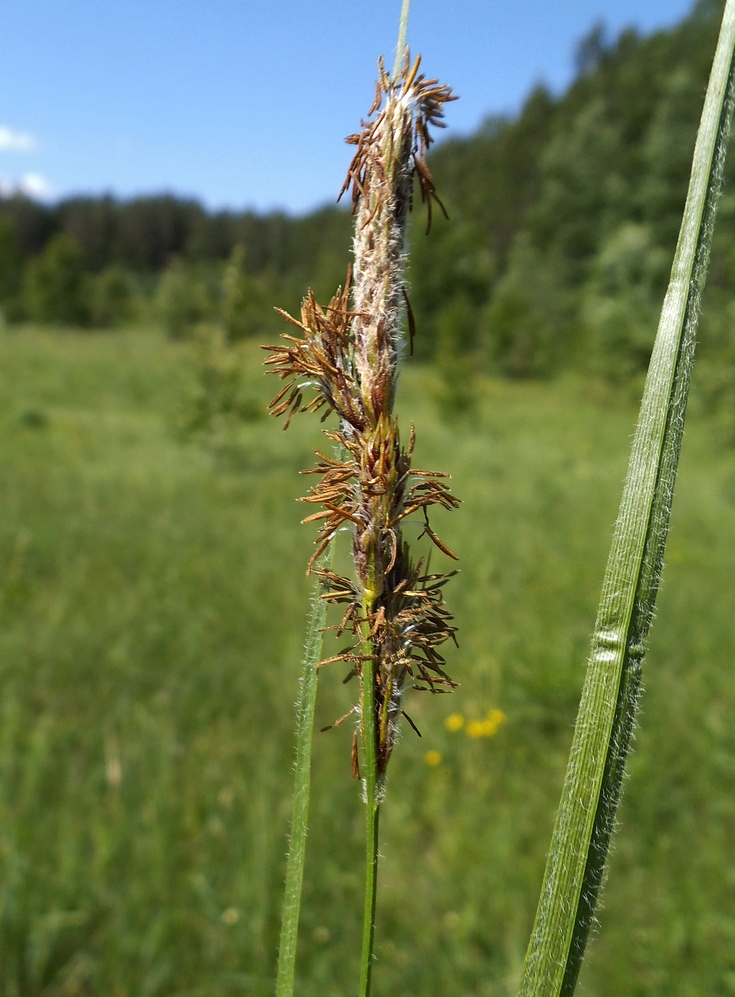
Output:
[{"xmin": 263, "ymin": 52, "xmax": 458, "ymax": 775}]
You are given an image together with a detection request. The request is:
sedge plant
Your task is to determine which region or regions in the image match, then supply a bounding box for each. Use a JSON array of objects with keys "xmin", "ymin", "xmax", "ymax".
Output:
[
  {"xmin": 518, "ymin": 3, "xmax": 735, "ymax": 994},
  {"xmin": 266, "ymin": 3, "xmax": 459, "ymax": 994}
]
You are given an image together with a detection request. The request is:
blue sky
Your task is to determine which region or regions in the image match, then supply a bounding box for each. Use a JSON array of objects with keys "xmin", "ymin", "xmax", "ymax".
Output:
[{"xmin": 0, "ymin": 0, "xmax": 696, "ymax": 215}]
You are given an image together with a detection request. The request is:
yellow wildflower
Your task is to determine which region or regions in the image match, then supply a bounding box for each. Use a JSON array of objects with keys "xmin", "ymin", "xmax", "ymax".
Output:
[
  {"xmin": 466, "ymin": 710, "xmax": 507, "ymax": 739},
  {"xmin": 444, "ymin": 713, "xmax": 465, "ymax": 732},
  {"xmin": 424, "ymin": 750, "xmax": 442, "ymax": 767}
]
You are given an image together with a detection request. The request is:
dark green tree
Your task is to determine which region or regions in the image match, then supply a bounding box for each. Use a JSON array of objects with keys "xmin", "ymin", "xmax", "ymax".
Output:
[
  {"xmin": 0, "ymin": 216, "xmax": 23, "ymax": 313},
  {"xmin": 87, "ymin": 265, "xmax": 134, "ymax": 328},
  {"xmin": 220, "ymin": 245, "xmax": 267, "ymax": 340},
  {"xmin": 156, "ymin": 259, "xmax": 216, "ymax": 339},
  {"xmin": 23, "ymin": 233, "xmax": 88, "ymax": 325}
]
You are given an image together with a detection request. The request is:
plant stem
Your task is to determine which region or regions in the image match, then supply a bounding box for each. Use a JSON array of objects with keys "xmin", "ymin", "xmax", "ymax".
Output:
[
  {"xmin": 392, "ymin": 0, "xmax": 411, "ymax": 80},
  {"xmin": 517, "ymin": 6, "xmax": 735, "ymax": 996},
  {"xmin": 275, "ymin": 542, "xmax": 335, "ymax": 997},
  {"xmin": 359, "ymin": 603, "xmax": 380, "ymax": 997}
]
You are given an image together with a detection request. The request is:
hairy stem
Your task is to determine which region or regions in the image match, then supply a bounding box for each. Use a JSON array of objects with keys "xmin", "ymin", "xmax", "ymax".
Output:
[
  {"xmin": 518, "ymin": 5, "xmax": 735, "ymax": 995},
  {"xmin": 392, "ymin": 0, "xmax": 412, "ymax": 79},
  {"xmin": 275, "ymin": 543, "xmax": 335, "ymax": 997},
  {"xmin": 359, "ymin": 604, "xmax": 381, "ymax": 997}
]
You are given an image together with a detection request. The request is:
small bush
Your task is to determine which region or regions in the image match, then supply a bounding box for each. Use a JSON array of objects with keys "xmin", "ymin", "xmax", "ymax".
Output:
[
  {"xmin": 221, "ymin": 244, "xmax": 269, "ymax": 341},
  {"xmin": 180, "ymin": 324, "xmax": 263, "ymax": 438},
  {"xmin": 156, "ymin": 260, "xmax": 216, "ymax": 339},
  {"xmin": 0, "ymin": 216, "xmax": 23, "ymax": 313},
  {"xmin": 581, "ymin": 223, "xmax": 668, "ymax": 382},
  {"xmin": 482, "ymin": 235, "xmax": 570, "ymax": 378},
  {"xmin": 23, "ymin": 234, "xmax": 88, "ymax": 326},
  {"xmin": 87, "ymin": 265, "xmax": 134, "ymax": 329},
  {"xmin": 434, "ymin": 294, "xmax": 479, "ymax": 418}
]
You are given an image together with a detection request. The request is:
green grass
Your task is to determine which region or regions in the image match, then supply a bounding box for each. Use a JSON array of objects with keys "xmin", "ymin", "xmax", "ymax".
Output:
[{"xmin": 0, "ymin": 326, "xmax": 734, "ymax": 995}]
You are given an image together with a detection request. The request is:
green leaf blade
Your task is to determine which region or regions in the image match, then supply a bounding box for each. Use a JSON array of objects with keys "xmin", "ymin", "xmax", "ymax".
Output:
[
  {"xmin": 275, "ymin": 543, "xmax": 335, "ymax": 997},
  {"xmin": 518, "ymin": 5, "xmax": 735, "ymax": 994}
]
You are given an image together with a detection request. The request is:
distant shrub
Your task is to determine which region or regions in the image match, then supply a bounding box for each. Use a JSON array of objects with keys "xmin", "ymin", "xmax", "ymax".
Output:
[
  {"xmin": 482, "ymin": 234, "xmax": 570, "ymax": 378},
  {"xmin": 87, "ymin": 265, "xmax": 135, "ymax": 328},
  {"xmin": 180, "ymin": 324, "xmax": 263, "ymax": 437},
  {"xmin": 156, "ymin": 260, "xmax": 215, "ymax": 339},
  {"xmin": 23, "ymin": 234, "xmax": 88, "ymax": 326},
  {"xmin": 434, "ymin": 294, "xmax": 479, "ymax": 418},
  {"xmin": 581, "ymin": 223, "xmax": 668, "ymax": 382},
  {"xmin": 0, "ymin": 216, "xmax": 23, "ymax": 316},
  {"xmin": 221, "ymin": 244, "xmax": 269, "ymax": 341},
  {"xmin": 409, "ymin": 217, "xmax": 494, "ymax": 362},
  {"xmin": 692, "ymin": 295, "xmax": 735, "ymax": 443}
]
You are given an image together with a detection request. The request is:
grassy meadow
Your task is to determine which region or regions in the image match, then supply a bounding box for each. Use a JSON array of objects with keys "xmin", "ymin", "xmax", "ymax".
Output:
[{"xmin": 0, "ymin": 326, "xmax": 734, "ymax": 996}]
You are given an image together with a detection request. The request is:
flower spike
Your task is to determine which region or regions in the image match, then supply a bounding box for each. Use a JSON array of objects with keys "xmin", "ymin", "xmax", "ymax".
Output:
[{"xmin": 264, "ymin": 52, "xmax": 458, "ymax": 777}]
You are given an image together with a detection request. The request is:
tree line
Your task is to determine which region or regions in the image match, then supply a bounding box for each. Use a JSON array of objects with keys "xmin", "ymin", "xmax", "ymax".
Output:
[
  {"xmin": 0, "ymin": 194, "xmax": 351, "ymax": 335},
  {"xmin": 1, "ymin": 0, "xmax": 733, "ymax": 425}
]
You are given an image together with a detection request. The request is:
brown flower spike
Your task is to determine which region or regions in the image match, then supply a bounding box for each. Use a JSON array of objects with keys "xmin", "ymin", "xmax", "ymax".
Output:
[{"xmin": 263, "ymin": 52, "xmax": 458, "ymax": 781}]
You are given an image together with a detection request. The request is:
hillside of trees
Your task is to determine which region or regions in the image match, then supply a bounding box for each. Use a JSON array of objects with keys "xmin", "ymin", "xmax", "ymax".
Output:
[
  {"xmin": 411, "ymin": 0, "xmax": 733, "ymax": 381},
  {"xmin": 0, "ymin": 194, "xmax": 352, "ymax": 337},
  {"xmin": 1, "ymin": 0, "xmax": 734, "ymax": 419}
]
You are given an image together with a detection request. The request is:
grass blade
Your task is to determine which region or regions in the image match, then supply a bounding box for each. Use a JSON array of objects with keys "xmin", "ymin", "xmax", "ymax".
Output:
[
  {"xmin": 275, "ymin": 543, "xmax": 335, "ymax": 997},
  {"xmin": 517, "ymin": 6, "xmax": 735, "ymax": 995}
]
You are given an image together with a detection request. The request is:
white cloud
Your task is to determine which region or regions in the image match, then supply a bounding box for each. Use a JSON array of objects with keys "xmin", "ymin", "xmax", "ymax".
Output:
[
  {"xmin": 0, "ymin": 125, "xmax": 36, "ymax": 152},
  {"xmin": 0, "ymin": 173, "xmax": 54, "ymax": 200},
  {"xmin": 19, "ymin": 173, "xmax": 51, "ymax": 197}
]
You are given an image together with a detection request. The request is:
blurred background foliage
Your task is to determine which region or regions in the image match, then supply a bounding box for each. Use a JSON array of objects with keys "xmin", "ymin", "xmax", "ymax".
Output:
[
  {"xmin": 1, "ymin": 0, "xmax": 734, "ymax": 434},
  {"xmin": 0, "ymin": 0, "xmax": 733, "ymax": 410}
]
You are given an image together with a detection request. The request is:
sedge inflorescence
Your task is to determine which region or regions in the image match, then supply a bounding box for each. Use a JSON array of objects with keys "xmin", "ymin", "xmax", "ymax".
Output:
[{"xmin": 263, "ymin": 52, "xmax": 458, "ymax": 781}]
